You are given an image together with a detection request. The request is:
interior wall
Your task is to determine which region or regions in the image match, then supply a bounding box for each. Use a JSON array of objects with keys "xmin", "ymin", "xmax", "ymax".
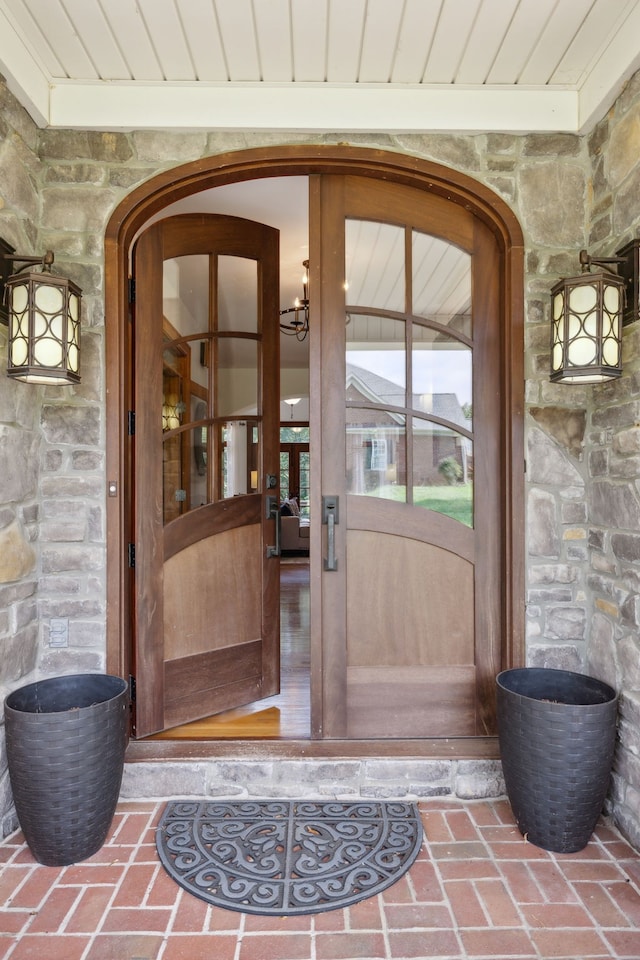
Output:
[{"xmin": 1, "ymin": 70, "xmax": 640, "ymax": 839}]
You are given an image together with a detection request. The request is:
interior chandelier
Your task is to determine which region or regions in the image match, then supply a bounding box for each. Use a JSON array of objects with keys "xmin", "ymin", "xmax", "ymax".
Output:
[{"xmin": 280, "ymin": 259, "xmax": 309, "ymax": 341}]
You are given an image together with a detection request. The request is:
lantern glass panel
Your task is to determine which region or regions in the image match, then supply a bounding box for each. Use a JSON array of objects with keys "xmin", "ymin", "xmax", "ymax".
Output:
[
  {"xmin": 603, "ymin": 336, "xmax": 619, "ymax": 365},
  {"xmin": 567, "ymin": 313, "xmax": 584, "ymax": 340},
  {"xmin": 568, "ymin": 337, "xmax": 596, "ymax": 366},
  {"xmin": 10, "ymin": 332, "xmax": 28, "ymax": 366},
  {"xmin": 69, "ymin": 342, "xmax": 79, "ymax": 373},
  {"xmin": 604, "ymin": 284, "xmax": 620, "ymax": 313},
  {"xmin": 33, "ymin": 311, "xmax": 49, "ymax": 339},
  {"xmin": 34, "ymin": 282, "xmax": 63, "ymax": 314},
  {"xmin": 552, "ymin": 344, "xmax": 563, "ymax": 370},
  {"xmin": 50, "ymin": 314, "xmax": 64, "ymax": 341},
  {"xmin": 553, "ymin": 290, "xmax": 564, "ymax": 320},
  {"xmin": 583, "ymin": 311, "xmax": 597, "ymax": 338},
  {"xmin": 570, "ymin": 283, "xmax": 597, "ymax": 313},
  {"xmin": 12, "ymin": 283, "xmax": 28, "ymax": 313},
  {"xmin": 34, "ymin": 328, "xmax": 63, "ymax": 367}
]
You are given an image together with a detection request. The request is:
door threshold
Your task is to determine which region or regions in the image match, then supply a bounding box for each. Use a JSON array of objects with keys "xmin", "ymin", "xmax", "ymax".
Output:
[{"xmin": 127, "ymin": 736, "xmax": 500, "ymax": 761}]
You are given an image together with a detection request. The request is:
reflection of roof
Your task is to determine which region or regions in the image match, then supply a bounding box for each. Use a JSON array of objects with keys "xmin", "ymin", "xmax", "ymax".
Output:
[
  {"xmin": 347, "ymin": 364, "xmax": 405, "ymax": 406},
  {"xmin": 346, "ymin": 363, "xmax": 468, "ymax": 430}
]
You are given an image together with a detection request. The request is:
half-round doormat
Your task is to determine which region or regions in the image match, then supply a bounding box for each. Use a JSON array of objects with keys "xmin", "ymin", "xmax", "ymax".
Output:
[{"xmin": 156, "ymin": 799, "xmax": 424, "ymax": 915}]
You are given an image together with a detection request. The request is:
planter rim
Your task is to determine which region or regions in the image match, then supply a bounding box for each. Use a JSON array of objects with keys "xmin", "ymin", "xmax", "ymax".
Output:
[
  {"xmin": 496, "ymin": 667, "xmax": 616, "ymax": 706},
  {"xmin": 5, "ymin": 673, "xmax": 128, "ymax": 716}
]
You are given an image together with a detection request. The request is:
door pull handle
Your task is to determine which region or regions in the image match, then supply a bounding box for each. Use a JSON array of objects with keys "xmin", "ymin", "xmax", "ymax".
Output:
[
  {"xmin": 322, "ymin": 495, "xmax": 339, "ymax": 571},
  {"xmin": 266, "ymin": 495, "xmax": 281, "ymax": 558}
]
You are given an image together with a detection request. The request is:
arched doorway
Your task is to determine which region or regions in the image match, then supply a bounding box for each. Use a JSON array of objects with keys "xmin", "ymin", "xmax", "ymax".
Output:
[{"xmin": 105, "ymin": 146, "xmax": 525, "ymax": 756}]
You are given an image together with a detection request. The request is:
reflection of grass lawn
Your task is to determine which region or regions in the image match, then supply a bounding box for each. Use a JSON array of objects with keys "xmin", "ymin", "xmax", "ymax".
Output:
[
  {"xmin": 416, "ymin": 484, "xmax": 473, "ymax": 526},
  {"xmin": 371, "ymin": 484, "xmax": 473, "ymax": 526}
]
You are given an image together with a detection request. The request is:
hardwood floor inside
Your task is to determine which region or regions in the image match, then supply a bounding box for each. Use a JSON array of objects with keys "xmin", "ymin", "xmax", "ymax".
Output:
[{"xmin": 152, "ymin": 561, "xmax": 310, "ymax": 740}]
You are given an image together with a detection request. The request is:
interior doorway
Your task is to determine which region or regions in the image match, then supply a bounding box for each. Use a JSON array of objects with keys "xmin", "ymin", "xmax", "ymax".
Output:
[{"xmin": 106, "ymin": 145, "xmax": 525, "ymax": 756}]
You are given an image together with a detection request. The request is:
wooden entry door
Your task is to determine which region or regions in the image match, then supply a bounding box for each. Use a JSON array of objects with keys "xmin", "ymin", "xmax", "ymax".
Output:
[
  {"xmin": 311, "ymin": 176, "xmax": 502, "ymax": 739},
  {"xmin": 132, "ymin": 213, "xmax": 280, "ymax": 737}
]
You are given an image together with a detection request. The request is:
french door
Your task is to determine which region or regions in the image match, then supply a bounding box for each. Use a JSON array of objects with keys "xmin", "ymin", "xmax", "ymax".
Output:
[
  {"xmin": 310, "ymin": 175, "xmax": 503, "ymax": 738},
  {"xmin": 127, "ymin": 173, "xmax": 512, "ymax": 741},
  {"xmin": 132, "ymin": 213, "xmax": 280, "ymax": 737}
]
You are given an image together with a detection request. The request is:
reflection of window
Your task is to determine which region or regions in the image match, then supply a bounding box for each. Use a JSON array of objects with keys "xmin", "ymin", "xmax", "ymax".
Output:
[{"xmin": 370, "ymin": 438, "xmax": 387, "ymax": 470}]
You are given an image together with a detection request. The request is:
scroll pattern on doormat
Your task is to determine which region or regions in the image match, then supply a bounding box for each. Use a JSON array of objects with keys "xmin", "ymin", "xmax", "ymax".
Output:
[{"xmin": 156, "ymin": 799, "xmax": 424, "ymax": 915}]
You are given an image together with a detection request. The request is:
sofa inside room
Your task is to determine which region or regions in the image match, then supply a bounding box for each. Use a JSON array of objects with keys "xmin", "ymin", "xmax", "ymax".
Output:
[{"xmin": 280, "ymin": 498, "xmax": 310, "ymax": 555}]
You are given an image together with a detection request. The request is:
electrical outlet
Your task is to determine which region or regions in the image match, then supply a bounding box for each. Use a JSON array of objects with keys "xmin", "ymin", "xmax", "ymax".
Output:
[{"xmin": 49, "ymin": 618, "xmax": 69, "ymax": 648}]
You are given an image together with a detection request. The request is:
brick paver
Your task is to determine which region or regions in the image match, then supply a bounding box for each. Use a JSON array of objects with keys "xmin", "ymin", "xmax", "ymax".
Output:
[{"xmin": 0, "ymin": 799, "xmax": 638, "ymax": 959}]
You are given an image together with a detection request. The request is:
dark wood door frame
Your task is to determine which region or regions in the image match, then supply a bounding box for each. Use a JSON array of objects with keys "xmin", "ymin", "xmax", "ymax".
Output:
[{"xmin": 105, "ymin": 145, "xmax": 525, "ymax": 759}]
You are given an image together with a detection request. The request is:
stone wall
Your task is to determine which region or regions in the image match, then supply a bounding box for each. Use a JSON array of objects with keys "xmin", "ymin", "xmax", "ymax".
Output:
[
  {"xmin": 0, "ymin": 85, "xmax": 42, "ymax": 834},
  {"xmin": 582, "ymin": 72, "xmax": 640, "ymax": 849},
  {"xmin": 0, "ymin": 86, "xmax": 113, "ymax": 833},
  {"xmin": 33, "ymin": 122, "xmax": 596, "ymax": 669},
  {"xmin": 2, "ymin": 70, "xmax": 640, "ymax": 839}
]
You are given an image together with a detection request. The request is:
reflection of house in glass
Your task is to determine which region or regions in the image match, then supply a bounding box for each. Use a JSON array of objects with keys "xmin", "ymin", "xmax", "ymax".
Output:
[{"xmin": 346, "ymin": 363, "xmax": 472, "ymax": 498}]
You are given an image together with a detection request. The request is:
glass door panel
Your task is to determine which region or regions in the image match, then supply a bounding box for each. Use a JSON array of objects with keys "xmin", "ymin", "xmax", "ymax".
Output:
[
  {"xmin": 412, "ymin": 325, "xmax": 472, "ymax": 407},
  {"xmin": 190, "ymin": 414, "xmax": 208, "ymax": 508},
  {"xmin": 346, "ymin": 413, "xmax": 406, "ymax": 500},
  {"xmin": 412, "ymin": 231, "xmax": 472, "ymax": 336},
  {"xmin": 161, "ymin": 253, "xmax": 262, "ymax": 520},
  {"xmin": 345, "ymin": 221, "xmax": 473, "ymax": 525},
  {"xmin": 346, "ymin": 315, "xmax": 406, "ymax": 399},
  {"xmin": 412, "ymin": 323, "xmax": 473, "ymax": 523},
  {"xmin": 162, "ymin": 340, "xmax": 190, "ymax": 524},
  {"xmin": 163, "ymin": 254, "xmax": 209, "ymax": 333},
  {"xmin": 411, "ymin": 418, "xmax": 473, "ymax": 525},
  {"xmin": 162, "ymin": 254, "xmax": 209, "ymax": 522},
  {"xmin": 217, "ymin": 256, "xmax": 258, "ymax": 332},
  {"xmin": 216, "ymin": 338, "xmax": 258, "ymax": 418},
  {"xmin": 345, "ymin": 221, "xmax": 405, "ymax": 311}
]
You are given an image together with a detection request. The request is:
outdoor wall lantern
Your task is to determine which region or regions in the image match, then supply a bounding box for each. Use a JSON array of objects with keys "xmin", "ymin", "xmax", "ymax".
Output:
[
  {"xmin": 550, "ymin": 248, "xmax": 628, "ymax": 384},
  {"xmin": 0, "ymin": 237, "xmax": 81, "ymax": 384}
]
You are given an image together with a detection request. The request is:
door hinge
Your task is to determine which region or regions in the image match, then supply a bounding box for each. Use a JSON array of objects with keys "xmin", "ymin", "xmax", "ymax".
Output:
[
  {"xmin": 129, "ymin": 674, "xmax": 136, "ymax": 703},
  {"xmin": 128, "ymin": 278, "xmax": 136, "ymax": 303},
  {"xmin": 128, "ymin": 410, "xmax": 135, "ymax": 435},
  {"xmin": 128, "ymin": 543, "xmax": 135, "ymax": 568}
]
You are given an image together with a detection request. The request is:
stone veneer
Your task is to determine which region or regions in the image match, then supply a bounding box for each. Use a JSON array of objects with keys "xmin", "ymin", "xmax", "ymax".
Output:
[
  {"xmin": 119, "ymin": 758, "xmax": 505, "ymax": 805},
  {"xmin": 582, "ymin": 73, "xmax": 640, "ymax": 850},
  {"xmin": 1, "ymin": 70, "xmax": 640, "ymax": 842}
]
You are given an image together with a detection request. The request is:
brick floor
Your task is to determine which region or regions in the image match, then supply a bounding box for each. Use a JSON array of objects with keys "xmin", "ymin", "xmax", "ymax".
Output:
[{"xmin": 0, "ymin": 798, "xmax": 639, "ymax": 959}]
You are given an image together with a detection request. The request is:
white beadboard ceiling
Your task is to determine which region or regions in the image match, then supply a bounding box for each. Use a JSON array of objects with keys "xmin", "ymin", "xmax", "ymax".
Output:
[{"xmin": 0, "ymin": 0, "xmax": 639, "ymax": 132}]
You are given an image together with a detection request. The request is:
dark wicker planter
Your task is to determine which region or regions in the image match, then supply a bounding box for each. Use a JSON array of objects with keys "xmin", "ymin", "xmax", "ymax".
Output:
[
  {"xmin": 4, "ymin": 673, "xmax": 129, "ymax": 866},
  {"xmin": 496, "ymin": 667, "xmax": 618, "ymax": 854}
]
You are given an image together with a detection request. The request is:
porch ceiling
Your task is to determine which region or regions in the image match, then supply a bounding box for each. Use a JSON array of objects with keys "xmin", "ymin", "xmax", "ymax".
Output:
[{"xmin": 1, "ymin": 0, "xmax": 639, "ymax": 134}]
